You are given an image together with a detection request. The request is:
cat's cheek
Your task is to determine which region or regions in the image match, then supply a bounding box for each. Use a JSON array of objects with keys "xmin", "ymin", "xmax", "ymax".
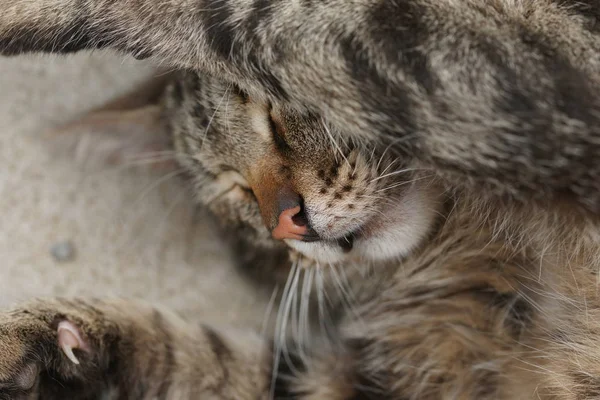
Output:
[{"xmin": 357, "ymin": 184, "xmax": 442, "ymax": 262}]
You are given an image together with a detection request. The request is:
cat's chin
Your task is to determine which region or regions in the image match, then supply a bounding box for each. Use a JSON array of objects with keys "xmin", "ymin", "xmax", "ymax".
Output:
[{"xmin": 285, "ymin": 183, "xmax": 442, "ymax": 266}]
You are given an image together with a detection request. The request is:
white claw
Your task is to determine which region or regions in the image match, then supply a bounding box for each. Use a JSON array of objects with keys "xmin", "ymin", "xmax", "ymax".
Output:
[
  {"xmin": 57, "ymin": 321, "xmax": 84, "ymax": 365},
  {"xmin": 60, "ymin": 341, "xmax": 80, "ymax": 365}
]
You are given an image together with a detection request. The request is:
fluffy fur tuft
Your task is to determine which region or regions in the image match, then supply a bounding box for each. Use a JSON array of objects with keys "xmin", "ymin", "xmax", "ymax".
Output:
[{"xmin": 0, "ymin": 1, "xmax": 598, "ymax": 399}]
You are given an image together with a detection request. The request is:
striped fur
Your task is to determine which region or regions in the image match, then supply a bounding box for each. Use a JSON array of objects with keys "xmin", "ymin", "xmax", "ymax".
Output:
[
  {"xmin": 1, "ymin": 197, "xmax": 600, "ymax": 399},
  {"xmin": 0, "ymin": 1, "xmax": 600, "ymax": 399},
  {"xmin": 0, "ymin": 0, "xmax": 599, "ymax": 211}
]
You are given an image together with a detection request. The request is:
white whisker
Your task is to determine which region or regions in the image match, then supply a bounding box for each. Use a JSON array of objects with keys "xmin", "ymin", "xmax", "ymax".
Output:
[
  {"xmin": 322, "ymin": 119, "xmax": 350, "ymax": 167},
  {"xmin": 261, "ymin": 285, "xmax": 280, "ymax": 339},
  {"xmin": 280, "ymin": 265, "xmax": 302, "ymax": 374},
  {"xmin": 297, "ymin": 266, "xmax": 315, "ymax": 365},
  {"xmin": 270, "ymin": 262, "xmax": 298, "ymax": 400},
  {"xmin": 370, "ymin": 167, "xmax": 427, "ymax": 183},
  {"xmin": 130, "ymin": 168, "xmax": 186, "ymax": 208},
  {"xmin": 375, "ymin": 175, "xmax": 433, "ymax": 193},
  {"xmin": 200, "ymin": 84, "xmax": 231, "ymax": 151}
]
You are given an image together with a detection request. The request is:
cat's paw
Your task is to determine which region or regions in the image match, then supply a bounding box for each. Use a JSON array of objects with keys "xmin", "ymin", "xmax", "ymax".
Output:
[{"xmin": 0, "ymin": 300, "xmax": 116, "ymax": 398}]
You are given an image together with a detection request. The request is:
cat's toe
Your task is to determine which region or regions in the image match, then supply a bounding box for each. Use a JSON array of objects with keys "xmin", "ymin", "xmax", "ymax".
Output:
[
  {"xmin": 12, "ymin": 363, "xmax": 38, "ymax": 391},
  {"xmin": 0, "ymin": 311, "xmax": 103, "ymax": 398},
  {"xmin": 57, "ymin": 320, "xmax": 90, "ymax": 365}
]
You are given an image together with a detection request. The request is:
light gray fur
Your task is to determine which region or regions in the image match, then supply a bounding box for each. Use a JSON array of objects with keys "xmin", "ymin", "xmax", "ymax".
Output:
[{"xmin": 0, "ymin": 1, "xmax": 599, "ymax": 399}]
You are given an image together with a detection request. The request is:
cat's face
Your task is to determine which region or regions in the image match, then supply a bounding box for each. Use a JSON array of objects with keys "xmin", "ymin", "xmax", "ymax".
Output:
[{"xmin": 170, "ymin": 73, "xmax": 441, "ymax": 266}]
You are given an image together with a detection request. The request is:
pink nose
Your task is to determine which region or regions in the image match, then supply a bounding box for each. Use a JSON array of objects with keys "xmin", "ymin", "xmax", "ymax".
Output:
[{"xmin": 271, "ymin": 206, "xmax": 308, "ymax": 241}]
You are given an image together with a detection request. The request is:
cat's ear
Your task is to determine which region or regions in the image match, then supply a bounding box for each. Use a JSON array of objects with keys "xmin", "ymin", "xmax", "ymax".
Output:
[{"xmin": 46, "ymin": 74, "xmax": 177, "ymax": 172}]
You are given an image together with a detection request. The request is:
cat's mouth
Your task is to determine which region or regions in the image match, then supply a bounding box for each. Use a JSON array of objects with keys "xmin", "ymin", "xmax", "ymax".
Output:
[
  {"xmin": 336, "ymin": 233, "xmax": 356, "ymax": 253},
  {"xmin": 281, "ymin": 183, "xmax": 441, "ymax": 266},
  {"xmin": 271, "ymin": 203, "xmax": 360, "ymax": 258},
  {"xmin": 289, "ymin": 224, "xmax": 357, "ymax": 253},
  {"xmin": 296, "ymin": 230, "xmax": 357, "ymax": 251}
]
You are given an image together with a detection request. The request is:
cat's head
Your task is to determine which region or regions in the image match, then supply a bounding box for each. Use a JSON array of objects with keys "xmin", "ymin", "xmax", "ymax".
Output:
[{"xmin": 168, "ymin": 72, "xmax": 443, "ymax": 266}]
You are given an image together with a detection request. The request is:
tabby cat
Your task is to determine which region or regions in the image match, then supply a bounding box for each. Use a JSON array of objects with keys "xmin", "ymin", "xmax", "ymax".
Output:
[{"xmin": 0, "ymin": 0, "xmax": 600, "ymax": 399}]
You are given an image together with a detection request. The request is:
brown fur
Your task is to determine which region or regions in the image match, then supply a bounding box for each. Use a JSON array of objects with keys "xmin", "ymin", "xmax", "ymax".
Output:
[
  {"xmin": 0, "ymin": 1, "xmax": 599, "ymax": 399},
  {"xmin": 0, "ymin": 0, "xmax": 599, "ymax": 210}
]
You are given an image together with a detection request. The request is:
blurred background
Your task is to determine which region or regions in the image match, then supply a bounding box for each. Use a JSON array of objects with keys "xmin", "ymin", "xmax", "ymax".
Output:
[{"xmin": 0, "ymin": 52, "xmax": 266, "ymax": 328}]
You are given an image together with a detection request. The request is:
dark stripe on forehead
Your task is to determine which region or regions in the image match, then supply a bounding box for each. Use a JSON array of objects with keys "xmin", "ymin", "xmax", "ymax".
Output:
[
  {"xmin": 170, "ymin": 79, "xmax": 185, "ymax": 106},
  {"xmin": 192, "ymin": 101, "xmax": 209, "ymax": 127},
  {"xmin": 187, "ymin": 70, "xmax": 203, "ymax": 94}
]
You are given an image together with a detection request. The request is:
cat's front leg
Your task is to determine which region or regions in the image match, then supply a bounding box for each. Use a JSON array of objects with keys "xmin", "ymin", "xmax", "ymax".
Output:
[
  {"xmin": 0, "ymin": 298, "xmax": 271, "ymax": 399},
  {"xmin": 2, "ymin": 1, "xmax": 600, "ymax": 214}
]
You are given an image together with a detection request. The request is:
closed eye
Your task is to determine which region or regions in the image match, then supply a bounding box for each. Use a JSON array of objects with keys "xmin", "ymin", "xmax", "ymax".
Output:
[{"xmin": 268, "ymin": 109, "xmax": 291, "ymax": 152}]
